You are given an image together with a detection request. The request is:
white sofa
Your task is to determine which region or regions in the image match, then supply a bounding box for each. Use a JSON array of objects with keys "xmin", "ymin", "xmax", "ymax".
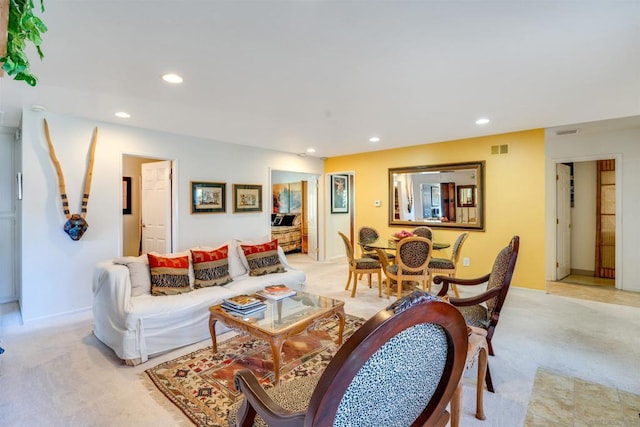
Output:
[{"xmin": 92, "ymin": 240, "xmax": 306, "ymax": 365}]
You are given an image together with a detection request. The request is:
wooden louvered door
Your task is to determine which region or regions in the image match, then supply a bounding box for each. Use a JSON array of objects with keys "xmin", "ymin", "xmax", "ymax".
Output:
[
  {"xmin": 440, "ymin": 182, "xmax": 456, "ymax": 222},
  {"xmin": 595, "ymin": 159, "xmax": 615, "ymax": 279}
]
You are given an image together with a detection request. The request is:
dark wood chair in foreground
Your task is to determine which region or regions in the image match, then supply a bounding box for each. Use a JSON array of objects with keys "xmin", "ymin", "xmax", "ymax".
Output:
[
  {"xmin": 228, "ymin": 291, "xmax": 469, "ymax": 427},
  {"xmin": 434, "ymin": 235, "xmax": 520, "ymax": 393}
]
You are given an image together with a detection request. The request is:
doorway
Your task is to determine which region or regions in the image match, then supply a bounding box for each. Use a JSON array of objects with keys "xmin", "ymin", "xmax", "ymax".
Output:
[
  {"xmin": 122, "ymin": 155, "xmax": 174, "ymax": 256},
  {"xmin": 554, "ymin": 159, "xmax": 617, "ymax": 288},
  {"xmin": 271, "ymin": 170, "xmax": 320, "ymax": 261}
]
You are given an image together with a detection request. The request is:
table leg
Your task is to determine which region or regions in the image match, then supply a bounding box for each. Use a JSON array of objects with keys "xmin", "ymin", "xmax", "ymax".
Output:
[
  {"xmin": 451, "ymin": 382, "xmax": 462, "ymax": 427},
  {"xmin": 268, "ymin": 337, "xmax": 286, "ymax": 384},
  {"xmin": 476, "ymin": 346, "xmax": 487, "ymax": 420},
  {"xmin": 209, "ymin": 315, "xmax": 218, "ymax": 354},
  {"xmin": 335, "ymin": 308, "xmax": 345, "ymax": 346}
]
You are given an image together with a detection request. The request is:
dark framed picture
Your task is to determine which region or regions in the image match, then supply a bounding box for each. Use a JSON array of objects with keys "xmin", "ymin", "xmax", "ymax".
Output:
[
  {"xmin": 331, "ymin": 174, "xmax": 349, "ymax": 213},
  {"xmin": 233, "ymin": 184, "xmax": 262, "ymax": 213},
  {"xmin": 122, "ymin": 177, "xmax": 132, "ymax": 215},
  {"xmin": 191, "ymin": 181, "xmax": 226, "ymax": 214}
]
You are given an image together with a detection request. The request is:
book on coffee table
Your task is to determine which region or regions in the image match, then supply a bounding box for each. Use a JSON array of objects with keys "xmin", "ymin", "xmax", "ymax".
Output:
[
  {"xmin": 221, "ymin": 301, "xmax": 267, "ymax": 316},
  {"xmin": 223, "ymin": 294, "xmax": 263, "ymax": 309},
  {"xmin": 256, "ymin": 284, "xmax": 296, "ymax": 300}
]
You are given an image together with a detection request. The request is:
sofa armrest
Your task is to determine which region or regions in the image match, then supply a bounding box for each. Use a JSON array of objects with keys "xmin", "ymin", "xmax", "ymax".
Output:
[{"xmin": 93, "ymin": 261, "xmax": 132, "ymax": 320}]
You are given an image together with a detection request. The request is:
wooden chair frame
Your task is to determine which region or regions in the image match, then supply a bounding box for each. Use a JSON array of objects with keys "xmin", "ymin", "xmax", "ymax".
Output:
[
  {"xmin": 434, "ymin": 235, "xmax": 520, "ymax": 392},
  {"xmin": 376, "ymin": 236, "xmax": 432, "ymax": 300},
  {"xmin": 233, "ymin": 291, "xmax": 469, "ymax": 427},
  {"xmin": 338, "ymin": 232, "xmax": 382, "ymax": 298}
]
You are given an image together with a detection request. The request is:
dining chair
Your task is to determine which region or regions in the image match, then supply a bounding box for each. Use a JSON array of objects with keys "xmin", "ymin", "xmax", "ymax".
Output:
[
  {"xmin": 229, "ymin": 291, "xmax": 469, "ymax": 427},
  {"xmin": 357, "ymin": 226, "xmax": 380, "ymax": 259},
  {"xmin": 412, "ymin": 226, "xmax": 433, "ymax": 240},
  {"xmin": 429, "ymin": 232, "xmax": 469, "ymax": 297},
  {"xmin": 435, "ymin": 235, "xmax": 520, "ymax": 392},
  {"xmin": 338, "ymin": 232, "xmax": 382, "ymax": 298},
  {"xmin": 376, "ymin": 236, "xmax": 432, "ymax": 299}
]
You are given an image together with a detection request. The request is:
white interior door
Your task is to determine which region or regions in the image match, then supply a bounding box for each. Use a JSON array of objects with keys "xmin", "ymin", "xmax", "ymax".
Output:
[
  {"xmin": 306, "ymin": 177, "xmax": 319, "ymax": 260},
  {"xmin": 0, "ymin": 130, "xmax": 18, "ymax": 303},
  {"xmin": 141, "ymin": 161, "xmax": 172, "ymax": 254},
  {"xmin": 556, "ymin": 163, "xmax": 571, "ymax": 280}
]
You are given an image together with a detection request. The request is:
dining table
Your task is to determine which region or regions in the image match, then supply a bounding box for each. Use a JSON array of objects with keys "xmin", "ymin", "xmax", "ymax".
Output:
[{"xmin": 361, "ymin": 237, "xmax": 450, "ymax": 252}]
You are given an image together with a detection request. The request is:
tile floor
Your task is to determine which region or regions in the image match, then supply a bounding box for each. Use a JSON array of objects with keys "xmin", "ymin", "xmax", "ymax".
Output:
[{"xmin": 524, "ymin": 368, "xmax": 640, "ymax": 426}]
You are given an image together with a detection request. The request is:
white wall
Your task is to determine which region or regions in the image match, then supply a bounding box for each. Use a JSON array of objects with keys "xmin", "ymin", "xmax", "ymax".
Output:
[
  {"xmin": 20, "ymin": 110, "xmax": 324, "ymax": 322},
  {"xmin": 571, "ymin": 161, "xmax": 597, "ymax": 272},
  {"xmin": 545, "ymin": 117, "xmax": 640, "ymax": 292}
]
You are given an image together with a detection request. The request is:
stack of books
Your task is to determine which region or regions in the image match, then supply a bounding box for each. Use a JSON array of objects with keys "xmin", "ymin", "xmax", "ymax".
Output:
[
  {"xmin": 222, "ymin": 295, "xmax": 267, "ymax": 315},
  {"xmin": 256, "ymin": 284, "xmax": 297, "ymax": 300}
]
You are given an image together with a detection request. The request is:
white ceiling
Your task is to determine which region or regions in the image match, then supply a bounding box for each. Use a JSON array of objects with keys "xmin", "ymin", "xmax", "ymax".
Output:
[{"xmin": 1, "ymin": 1, "xmax": 639, "ymax": 158}]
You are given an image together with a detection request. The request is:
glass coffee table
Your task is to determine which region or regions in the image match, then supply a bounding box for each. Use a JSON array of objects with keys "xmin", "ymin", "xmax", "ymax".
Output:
[{"xmin": 208, "ymin": 291, "xmax": 345, "ymax": 383}]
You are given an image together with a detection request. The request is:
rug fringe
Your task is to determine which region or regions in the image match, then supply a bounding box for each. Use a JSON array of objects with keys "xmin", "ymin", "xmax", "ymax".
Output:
[{"xmin": 140, "ymin": 371, "xmax": 195, "ymax": 426}]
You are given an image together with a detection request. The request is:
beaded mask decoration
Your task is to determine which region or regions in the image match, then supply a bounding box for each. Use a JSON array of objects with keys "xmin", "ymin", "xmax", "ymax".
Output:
[{"xmin": 44, "ymin": 119, "xmax": 98, "ymax": 241}]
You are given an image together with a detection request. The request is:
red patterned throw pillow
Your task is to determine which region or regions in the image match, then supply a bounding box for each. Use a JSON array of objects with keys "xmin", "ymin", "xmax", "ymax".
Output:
[
  {"xmin": 240, "ymin": 240, "xmax": 286, "ymax": 276},
  {"xmin": 147, "ymin": 253, "xmax": 191, "ymax": 295},
  {"xmin": 190, "ymin": 246, "xmax": 233, "ymax": 288}
]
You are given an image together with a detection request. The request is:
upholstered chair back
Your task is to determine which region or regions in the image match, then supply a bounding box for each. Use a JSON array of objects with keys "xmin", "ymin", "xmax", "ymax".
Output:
[
  {"xmin": 485, "ymin": 241, "xmax": 515, "ymax": 314},
  {"xmin": 412, "ymin": 226, "xmax": 433, "ymax": 240},
  {"xmin": 358, "ymin": 226, "xmax": 379, "ymax": 244}
]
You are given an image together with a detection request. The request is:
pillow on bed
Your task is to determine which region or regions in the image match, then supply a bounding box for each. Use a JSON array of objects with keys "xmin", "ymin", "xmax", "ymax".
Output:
[
  {"xmin": 147, "ymin": 253, "xmax": 191, "ymax": 295},
  {"xmin": 239, "ymin": 239, "xmax": 286, "ymax": 276},
  {"xmin": 190, "ymin": 246, "xmax": 233, "ymax": 288},
  {"xmin": 280, "ymin": 214, "xmax": 296, "ymax": 226}
]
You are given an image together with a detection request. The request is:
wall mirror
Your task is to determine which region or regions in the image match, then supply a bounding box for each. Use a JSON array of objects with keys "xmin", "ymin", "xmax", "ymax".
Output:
[{"xmin": 389, "ymin": 161, "xmax": 485, "ymax": 230}]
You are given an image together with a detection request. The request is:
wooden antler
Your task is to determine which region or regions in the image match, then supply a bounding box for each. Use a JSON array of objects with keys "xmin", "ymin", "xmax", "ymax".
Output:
[
  {"xmin": 81, "ymin": 127, "xmax": 98, "ymax": 218},
  {"xmin": 43, "ymin": 118, "xmax": 71, "ymax": 219}
]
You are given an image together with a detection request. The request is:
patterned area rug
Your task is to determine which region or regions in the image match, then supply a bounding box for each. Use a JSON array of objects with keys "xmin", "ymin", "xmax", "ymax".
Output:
[{"xmin": 146, "ymin": 315, "xmax": 364, "ymax": 426}]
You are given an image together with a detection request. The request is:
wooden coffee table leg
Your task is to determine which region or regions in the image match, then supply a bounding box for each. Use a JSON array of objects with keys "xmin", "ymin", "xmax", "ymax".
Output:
[
  {"xmin": 335, "ymin": 308, "xmax": 346, "ymax": 345},
  {"xmin": 268, "ymin": 336, "xmax": 286, "ymax": 384},
  {"xmin": 209, "ymin": 315, "xmax": 218, "ymax": 354}
]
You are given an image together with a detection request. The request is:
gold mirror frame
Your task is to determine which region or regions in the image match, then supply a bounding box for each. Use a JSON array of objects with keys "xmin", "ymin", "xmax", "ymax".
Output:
[{"xmin": 388, "ymin": 161, "xmax": 485, "ymax": 230}]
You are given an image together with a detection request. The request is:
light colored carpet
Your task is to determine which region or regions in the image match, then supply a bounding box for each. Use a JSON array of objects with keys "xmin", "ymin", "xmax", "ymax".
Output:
[{"xmin": 0, "ymin": 253, "xmax": 639, "ymax": 426}]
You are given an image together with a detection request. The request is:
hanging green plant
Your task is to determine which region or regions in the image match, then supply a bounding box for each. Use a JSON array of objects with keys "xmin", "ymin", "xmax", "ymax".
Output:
[{"xmin": 1, "ymin": 0, "xmax": 47, "ymax": 86}]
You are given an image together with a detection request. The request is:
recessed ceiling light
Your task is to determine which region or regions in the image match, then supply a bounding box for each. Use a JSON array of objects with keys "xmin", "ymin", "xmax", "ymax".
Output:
[
  {"xmin": 475, "ymin": 118, "xmax": 490, "ymax": 125},
  {"xmin": 162, "ymin": 73, "xmax": 183, "ymax": 84},
  {"xmin": 115, "ymin": 111, "xmax": 131, "ymax": 119},
  {"xmin": 369, "ymin": 136, "xmax": 381, "ymax": 143},
  {"xmin": 306, "ymin": 148, "xmax": 316, "ymax": 153}
]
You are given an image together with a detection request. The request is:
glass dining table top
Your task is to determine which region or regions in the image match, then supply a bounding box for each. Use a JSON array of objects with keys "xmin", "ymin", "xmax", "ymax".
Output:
[{"xmin": 362, "ymin": 237, "xmax": 450, "ymax": 251}]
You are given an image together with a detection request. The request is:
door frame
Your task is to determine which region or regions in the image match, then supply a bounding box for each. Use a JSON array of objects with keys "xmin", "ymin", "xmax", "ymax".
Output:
[
  {"xmin": 121, "ymin": 154, "xmax": 177, "ymax": 256},
  {"xmin": 547, "ymin": 153, "xmax": 622, "ymax": 289}
]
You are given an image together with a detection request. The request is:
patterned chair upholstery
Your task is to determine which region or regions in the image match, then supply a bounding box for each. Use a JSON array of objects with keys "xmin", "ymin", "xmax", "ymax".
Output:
[
  {"xmin": 338, "ymin": 232, "xmax": 382, "ymax": 298},
  {"xmin": 434, "ymin": 235, "xmax": 520, "ymax": 392},
  {"xmin": 412, "ymin": 226, "xmax": 433, "ymax": 240},
  {"xmin": 357, "ymin": 226, "xmax": 396, "ymax": 262},
  {"xmin": 228, "ymin": 291, "xmax": 469, "ymax": 427},
  {"xmin": 376, "ymin": 236, "xmax": 432, "ymax": 300},
  {"xmin": 429, "ymin": 232, "xmax": 469, "ymax": 297}
]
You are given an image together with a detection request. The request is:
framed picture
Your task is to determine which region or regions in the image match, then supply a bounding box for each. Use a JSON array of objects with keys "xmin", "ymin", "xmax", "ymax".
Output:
[
  {"xmin": 191, "ymin": 181, "xmax": 226, "ymax": 214},
  {"xmin": 122, "ymin": 177, "xmax": 132, "ymax": 215},
  {"xmin": 233, "ymin": 184, "xmax": 262, "ymax": 213},
  {"xmin": 456, "ymin": 185, "xmax": 476, "ymax": 207},
  {"xmin": 331, "ymin": 174, "xmax": 349, "ymax": 213}
]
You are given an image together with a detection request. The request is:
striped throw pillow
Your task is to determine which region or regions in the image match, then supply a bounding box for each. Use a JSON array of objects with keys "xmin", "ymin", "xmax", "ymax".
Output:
[
  {"xmin": 191, "ymin": 246, "xmax": 233, "ymax": 288},
  {"xmin": 240, "ymin": 240, "xmax": 286, "ymax": 276},
  {"xmin": 148, "ymin": 253, "xmax": 191, "ymax": 295}
]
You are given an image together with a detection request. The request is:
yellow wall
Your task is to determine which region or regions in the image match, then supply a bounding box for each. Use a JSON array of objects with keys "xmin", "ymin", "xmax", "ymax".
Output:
[{"xmin": 325, "ymin": 129, "xmax": 545, "ymax": 291}]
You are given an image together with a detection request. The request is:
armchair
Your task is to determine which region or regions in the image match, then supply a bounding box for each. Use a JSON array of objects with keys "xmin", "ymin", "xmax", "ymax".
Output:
[
  {"xmin": 229, "ymin": 291, "xmax": 469, "ymax": 427},
  {"xmin": 434, "ymin": 235, "xmax": 520, "ymax": 392}
]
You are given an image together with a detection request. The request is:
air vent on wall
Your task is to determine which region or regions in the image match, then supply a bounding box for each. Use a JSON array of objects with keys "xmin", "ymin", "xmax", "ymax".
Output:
[
  {"xmin": 555, "ymin": 129, "xmax": 579, "ymax": 136},
  {"xmin": 490, "ymin": 144, "xmax": 510, "ymax": 155}
]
